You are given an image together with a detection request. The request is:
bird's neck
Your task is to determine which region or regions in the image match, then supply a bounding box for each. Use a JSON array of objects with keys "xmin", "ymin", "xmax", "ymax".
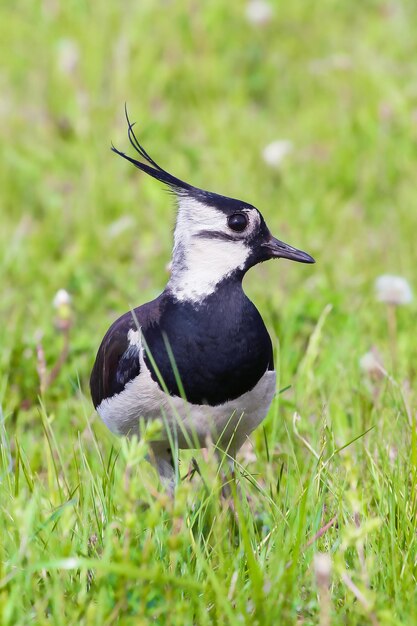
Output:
[{"xmin": 167, "ymin": 239, "xmax": 247, "ymax": 304}]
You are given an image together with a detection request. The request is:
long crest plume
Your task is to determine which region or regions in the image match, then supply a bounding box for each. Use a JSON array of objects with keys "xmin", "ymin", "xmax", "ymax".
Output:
[{"xmin": 111, "ymin": 106, "xmax": 193, "ymax": 195}]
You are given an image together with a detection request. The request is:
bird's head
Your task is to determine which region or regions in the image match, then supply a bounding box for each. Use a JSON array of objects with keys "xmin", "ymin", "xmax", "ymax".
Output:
[{"xmin": 112, "ymin": 110, "xmax": 315, "ymax": 304}]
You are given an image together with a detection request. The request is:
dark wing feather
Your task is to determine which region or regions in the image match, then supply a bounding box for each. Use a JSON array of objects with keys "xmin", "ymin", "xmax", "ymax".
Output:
[
  {"xmin": 90, "ymin": 311, "xmax": 140, "ymax": 409},
  {"xmin": 90, "ymin": 295, "xmax": 165, "ymax": 409}
]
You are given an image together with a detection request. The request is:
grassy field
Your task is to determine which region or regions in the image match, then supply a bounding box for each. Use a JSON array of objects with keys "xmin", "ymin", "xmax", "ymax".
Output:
[{"xmin": 1, "ymin": 1, "xmax": 417, "ymax": 624}]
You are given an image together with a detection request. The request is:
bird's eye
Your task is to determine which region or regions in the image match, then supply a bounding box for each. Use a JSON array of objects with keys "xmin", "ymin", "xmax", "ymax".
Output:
[{"xmin": 228, "ymin": 213, "xmax": 248, "ymax": 233}]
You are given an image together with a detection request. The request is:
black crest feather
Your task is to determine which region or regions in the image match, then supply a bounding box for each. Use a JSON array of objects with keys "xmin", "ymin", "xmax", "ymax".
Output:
[
  {"xmin": 111, "ymin": 107, "xmax": 257, "ymax": 214},
  {"xmin": 111, "ymin": 106, "xmax": 193, "ymax": 194}
]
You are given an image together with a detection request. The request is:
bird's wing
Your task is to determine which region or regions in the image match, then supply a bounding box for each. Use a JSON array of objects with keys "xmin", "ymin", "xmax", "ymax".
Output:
[
  {"xmin": 90, "ymin": 295, "xmax": 165, "ymax": 409},
  {"xmin": 90, "ymin": 311, "xmax": 141, "ymax": 409}
]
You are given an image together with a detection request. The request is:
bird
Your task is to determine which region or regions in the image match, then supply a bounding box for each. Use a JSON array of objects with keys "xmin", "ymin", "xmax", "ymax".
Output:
[{"xmin": 90, "ymin": 111, "xmax": 315, "ymax": 492}]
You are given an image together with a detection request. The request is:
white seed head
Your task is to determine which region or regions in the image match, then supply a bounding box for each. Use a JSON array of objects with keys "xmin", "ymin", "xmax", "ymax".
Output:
[
  {"xmin": 387, "ymin": 444, "xmax": 398, "ymax": 464},
  {"xmin": 245, "ymin": 1, "xmax": 273, "ymax": 25},
  {"xmin": 359, "ymin": 347, "xmax": 385, "ymax": 380},
  {"xmin": 375, "ymin": 274, "xmax": 413, "ymax": 305},
  {"xmin": 262, "ymin": 140, "xmax": 293, "ymax": 168},
  {"xmin": 314, "ymin": 552, "xmax": 332, "ymax": 587},
  {"xmin": 107, "ymin": 215, "xmax": 135, "ymax": 238},
  {"xmin": 309, "ymin": 53, "xmax": 352, "ymax": 74},
  {"xmin": 53, "ymin": 289, "xmax": 72, "ymax": 309},
  {"xmin": 56, "ymin": 39, "xmax": 79, "ymax": 76},
  {"xmin": 53, "ymin": 289, "xmax": 73, "ymax": 331}
]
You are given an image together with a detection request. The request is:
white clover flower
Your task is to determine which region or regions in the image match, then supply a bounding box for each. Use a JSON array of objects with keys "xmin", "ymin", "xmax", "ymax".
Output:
[
  {"xmin": 53, "ymin": 289, "xmax": 72, "ymax": 309},
  {"xmin": 359, "ymin": 348, "xmax": 385, "ymax": 380},
  {"xmin": 245, "ymin": 1, "xmax": 273, "ymax": 25},
  {"xmin": 262, "ymin": 140, "xmax": 293, "ymax": 168},
  {"xmin": 375, "ymin": 275, "xmax": 413, "ymax": 306},
  {"xmin": 56, "ymin": 39, "xmax": 79, "ymax": 76}
]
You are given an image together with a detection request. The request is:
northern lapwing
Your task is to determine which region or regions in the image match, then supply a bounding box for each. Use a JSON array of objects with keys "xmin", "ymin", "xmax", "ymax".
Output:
[{"xmin": 90, "ymin": 112, "xmax": 315, "ymax": 491}]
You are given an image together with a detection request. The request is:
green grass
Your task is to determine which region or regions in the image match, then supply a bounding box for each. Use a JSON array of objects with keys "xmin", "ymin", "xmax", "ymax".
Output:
[{"xmin": 1, "ymin": 0, "xmax": 417, "ymax": 623}]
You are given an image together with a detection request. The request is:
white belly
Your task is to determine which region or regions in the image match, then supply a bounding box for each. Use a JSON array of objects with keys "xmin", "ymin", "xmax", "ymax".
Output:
[{"xmin": 98, "ymin": 355, "xmax": 276, "ymax": 451}]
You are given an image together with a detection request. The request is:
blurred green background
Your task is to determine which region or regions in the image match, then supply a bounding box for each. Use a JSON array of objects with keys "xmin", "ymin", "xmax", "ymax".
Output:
[{"xmin": 1, "ymin": 1, "xmax": 417, "ymax": 624}]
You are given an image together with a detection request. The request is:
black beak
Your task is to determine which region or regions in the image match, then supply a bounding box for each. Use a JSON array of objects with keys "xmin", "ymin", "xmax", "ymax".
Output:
[{"xmin": 262, "ymin": 236, "xmax": 315, "ymax": 264}]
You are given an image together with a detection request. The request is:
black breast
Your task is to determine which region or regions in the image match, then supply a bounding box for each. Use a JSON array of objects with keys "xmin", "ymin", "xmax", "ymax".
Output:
[
  {"xmin": 90, "ymin": 281, "xmax": 273, "ymax": 409},
  {"xmin": 143, "ymin": 280, "xmax": 273, "ymax": 406}
]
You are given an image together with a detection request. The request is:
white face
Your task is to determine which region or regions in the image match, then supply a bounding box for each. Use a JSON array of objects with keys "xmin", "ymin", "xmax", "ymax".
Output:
[{"xmin": 168, "ymin": 196, "xmax": 260, "ymax": 303}]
